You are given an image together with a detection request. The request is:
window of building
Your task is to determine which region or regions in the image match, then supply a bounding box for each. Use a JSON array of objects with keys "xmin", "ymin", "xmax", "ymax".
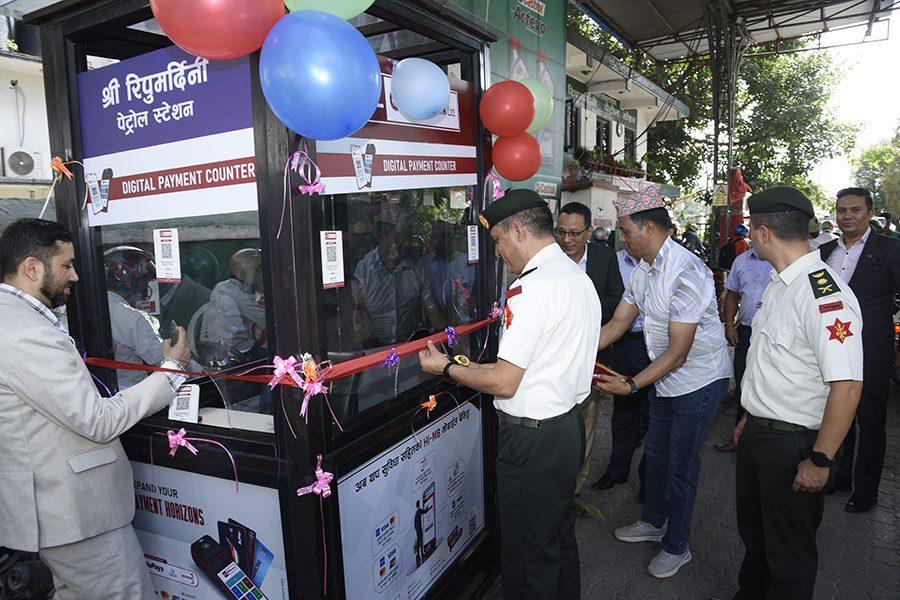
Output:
[
  {"xmin": 595, "ymin": 118, "xmax": 611, "ymax": 158},
  {"xmin": 564, "ymin": 99, "xmax": 579, "ymax": 151},
  {"xmin": 624, "ymin": 127, "xmax": 636, "ymax": 163}
]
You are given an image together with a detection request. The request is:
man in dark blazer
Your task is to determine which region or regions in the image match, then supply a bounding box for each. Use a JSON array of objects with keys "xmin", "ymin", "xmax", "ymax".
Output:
[
  {"xmin": 557, "ymin": 202, "xmax": 624, "ymax": 502},
  {"xmin": 819, "ymin": 187, "xmax": 900, "ymax": 513}
]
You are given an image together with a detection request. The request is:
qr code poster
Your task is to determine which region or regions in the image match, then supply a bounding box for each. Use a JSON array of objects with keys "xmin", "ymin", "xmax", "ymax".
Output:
[
  {"xmin": 153, "ymin": 228, "xmax": 182, "ymax": 284},
  {"xmin": 320, "ymin": 230, "xmax": 345, "ymax": 290}
]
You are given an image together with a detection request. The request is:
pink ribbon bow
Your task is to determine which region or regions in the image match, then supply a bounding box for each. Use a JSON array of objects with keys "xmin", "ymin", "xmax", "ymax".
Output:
[
  {"xmin": 167, "ymin": 428, "xmax": 198, "ymax": 457},
  {"xmin": 489, "ymin": 304, "xmax": 503, "ymax": 319},
  {"xmin": 485, "ymin": 170, "xmax": 504, "ymax": 201},
  {"xmin": 300, "ymin": 379, "xmax": 328, "ymax": 421},
  {"xmin": 270, "ymin": 355, "xmax": 303, "ymax": 389},
  {"xmin": 297, "ymin": 454, "xmax": 333, "ymax": 498},
  {"xmin": 278, "ymin": 141, "xmax": 327, "ymax": 238},
  {"xmin": 152, "ymin": 429, "xmax": 240, "ymax": 493}
]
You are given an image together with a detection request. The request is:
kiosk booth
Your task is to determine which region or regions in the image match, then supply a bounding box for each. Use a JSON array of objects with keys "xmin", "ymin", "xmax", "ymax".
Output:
[{"xmin": 27, "ymin": 1, "xmax": 504, "ymax": 598}]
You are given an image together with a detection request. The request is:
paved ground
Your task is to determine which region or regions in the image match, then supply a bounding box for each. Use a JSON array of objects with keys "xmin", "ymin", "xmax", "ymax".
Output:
[{"xmin": 484, "ymin": 384, "xmax": 900, "ymax": 599}]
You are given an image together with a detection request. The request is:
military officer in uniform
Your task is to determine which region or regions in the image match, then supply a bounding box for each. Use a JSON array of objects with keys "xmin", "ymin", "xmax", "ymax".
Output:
[
  {"xmin": 418, "ymin": 189, "xmax": 601, "ymax": 600},
  {"xmin": 731, "ymin": 186, "xmax": 864, "ymax": 600}
]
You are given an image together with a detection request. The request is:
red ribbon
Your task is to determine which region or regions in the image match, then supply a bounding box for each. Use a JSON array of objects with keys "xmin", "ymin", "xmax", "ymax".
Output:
[{"xmin": 84, "ymin": 317, "xmax": 497, "ymax": 386}]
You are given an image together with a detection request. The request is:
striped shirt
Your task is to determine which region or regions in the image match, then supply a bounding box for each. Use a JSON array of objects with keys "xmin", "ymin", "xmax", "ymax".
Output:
[
  {"xmin": 0, "ymin": 283, "xmax": 185, "ymax": 392},
  {"xmin": 622, "ymin": 237, "xmax": 732, "ymax": 396}
]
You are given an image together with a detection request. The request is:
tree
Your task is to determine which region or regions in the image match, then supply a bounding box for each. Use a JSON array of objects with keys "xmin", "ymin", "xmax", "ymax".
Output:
[
  {"xmin": 853, "ymin": 130, "xmax": 900, "ymax": 215},
  {"xmin": 568, "ymin": 8, "xmax": 857, "ymax": 195}
]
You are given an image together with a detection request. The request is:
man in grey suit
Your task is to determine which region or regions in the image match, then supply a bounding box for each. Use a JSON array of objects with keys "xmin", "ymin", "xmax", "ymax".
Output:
[{"xmin": 0, "ymin": 219, "xmax": 191, "ymax": 599}]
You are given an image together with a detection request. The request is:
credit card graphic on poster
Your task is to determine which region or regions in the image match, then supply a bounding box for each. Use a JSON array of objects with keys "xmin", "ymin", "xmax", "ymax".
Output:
[
  {"xmin": 218, "ymin": 520, "xmax": 255, "ymax": 576},
  {"xmin": 191, "ymin": 535, "xmax": 267, "ymax": 600}
]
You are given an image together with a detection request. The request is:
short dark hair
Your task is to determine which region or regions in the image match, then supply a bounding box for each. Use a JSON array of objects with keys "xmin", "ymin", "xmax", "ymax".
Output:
[
  {"xmin": 749, "ymin": 210, "xmax": 809, "ymax": 242},
  {"xmin": 559, "ymin": 202, "xmax": 591, "ymax": 229},
  {"xmin": 629, "ymin": 207, "xmax": 672, "ymax": 232},
  {"xmin": 0, "ymin": 218, "xmax": 73, "ymax": 278},
  {"xmin": 497, "ymin": 205, "xmax": 553, "ymax": 237},
  {"xmin": 837, "ymin": 187, "xmax": 873, "ymax": 210}
]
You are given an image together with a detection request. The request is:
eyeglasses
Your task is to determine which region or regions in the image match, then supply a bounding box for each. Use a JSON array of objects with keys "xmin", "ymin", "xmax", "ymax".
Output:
[{"xmin": 554, "ymin": 226, "xmax": 590, "ymax": 240}]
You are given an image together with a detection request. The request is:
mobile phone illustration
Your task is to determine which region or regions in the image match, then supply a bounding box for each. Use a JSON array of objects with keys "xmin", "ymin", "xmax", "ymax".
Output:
[
  {"xmin": 191, "ymin": 535, "xmax": 267, "ymax": 600},
  {"xmin": 421, "ymin": 481, "xmax": 437, "ymax": 560}
]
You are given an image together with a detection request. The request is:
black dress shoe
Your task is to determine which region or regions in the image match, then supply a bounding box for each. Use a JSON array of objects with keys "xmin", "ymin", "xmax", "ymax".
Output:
[
  {"xmin": 845, "ymin": 495, "xmax": 877, "ymax": 513},
  {"xmin": 590, "ymin": 473, "xmax": 627, "ymax": 491}
]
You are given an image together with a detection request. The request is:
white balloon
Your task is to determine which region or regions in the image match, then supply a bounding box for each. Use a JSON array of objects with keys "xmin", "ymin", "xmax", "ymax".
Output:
[{"xmin": 390, "ymin": 58, "xmax": 451, "ymax": 121}]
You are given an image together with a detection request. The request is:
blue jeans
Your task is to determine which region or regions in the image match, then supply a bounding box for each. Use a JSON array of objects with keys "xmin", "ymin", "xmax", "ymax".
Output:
[{"xmin": 642, "ymin": 377, "xmax": 728, "ymax": 555}]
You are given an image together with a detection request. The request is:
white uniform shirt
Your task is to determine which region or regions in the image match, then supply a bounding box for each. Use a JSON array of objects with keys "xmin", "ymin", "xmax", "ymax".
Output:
[
  {"xmin": 576, "ymin": 246, "xmax": 588, "ymax": 272},
  {"xmin": 741, "ymin": 251, "xmax": 864, "ymax": 429},
  {"xmin": 107, "ymin": 291, "xmax": 164, "ymax": 389},
  {"xmin": 496, "ymin": 243, "xmax": 601, "ymax": 419},
  {"xmin": 825, "ymin": 227, "xmax": 871, "ymax": 283},
  {"xmin": 622, "ymin": 237, "xmax": 732, "ymax": 397}
]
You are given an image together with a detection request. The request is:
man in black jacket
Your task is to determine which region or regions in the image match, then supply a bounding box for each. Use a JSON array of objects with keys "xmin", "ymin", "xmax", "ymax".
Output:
[
  {"xmin": 556, "ymin": 202, "xmax": 624, "ymax": 501},
  {"xmin": 819, "ymin": 187, "xmax": 900, "ymax": 513}
]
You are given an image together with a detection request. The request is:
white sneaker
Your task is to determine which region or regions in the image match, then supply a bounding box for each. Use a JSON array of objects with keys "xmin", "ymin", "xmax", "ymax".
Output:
[
  {"xmin": 647, "ymin": 548, "xmax": 692, "ymax": 578},
  {"xmin": 614, "ymin": 520, "xmax": 667, "ymax": 543}
]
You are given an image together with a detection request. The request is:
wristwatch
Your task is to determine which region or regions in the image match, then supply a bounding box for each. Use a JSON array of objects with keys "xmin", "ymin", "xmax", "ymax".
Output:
[
  {"xmin": 809, "ymin": 450, "xmax": 834, "ymax": 468},
  {"xmin": 626, "ymin": 379, "xmax": 638, "ymax": 395},
  {"xmin": 442, "ymin": 361, "xmax": 456, "ymax": 383}
]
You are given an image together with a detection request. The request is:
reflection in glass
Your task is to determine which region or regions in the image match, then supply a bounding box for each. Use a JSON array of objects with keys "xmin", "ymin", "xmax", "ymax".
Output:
[{"xmin": 323, "ymin": 189, "xmax": 477, "ymax": 421}]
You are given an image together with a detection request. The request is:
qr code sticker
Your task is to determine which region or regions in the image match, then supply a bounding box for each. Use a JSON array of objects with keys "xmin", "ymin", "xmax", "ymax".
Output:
[
  {"xmin": 326, "ymin": 245, "xmax": 337, "ymax": 263},
  {"xmin": 175, "ymin": 395, "xmax": 191, "ymax": 411},
  {"xmin": 160, "ymin": 243, "xmax": 173, "ymax": 260}
]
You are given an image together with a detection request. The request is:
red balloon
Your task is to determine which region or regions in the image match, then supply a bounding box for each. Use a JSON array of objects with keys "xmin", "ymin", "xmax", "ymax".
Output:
[
  {"xmin": 492, "ymin": 133, "xmax": 541, "ymax": 181},
  {"xmin": 151, "ymin": 0, "xmax": 285, "ymax": 60},
  {"xmin": 479, "ymin": 80, "xmax": 535, "ymax": 137}
]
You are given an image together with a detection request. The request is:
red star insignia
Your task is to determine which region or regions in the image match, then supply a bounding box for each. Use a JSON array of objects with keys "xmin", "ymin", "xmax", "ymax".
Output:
[
  {"xmin": 826, "ymin": 318, "xmax": 853, "ymax": 343},
  {"xmin": 504, "ymin": 304, "xmax": 513, "ymax": 328}
]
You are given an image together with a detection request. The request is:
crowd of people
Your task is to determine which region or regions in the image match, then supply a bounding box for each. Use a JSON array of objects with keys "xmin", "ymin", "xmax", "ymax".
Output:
[{"xmin": 419, "ymin": 183, "xmax": 898, "ymax": 600}]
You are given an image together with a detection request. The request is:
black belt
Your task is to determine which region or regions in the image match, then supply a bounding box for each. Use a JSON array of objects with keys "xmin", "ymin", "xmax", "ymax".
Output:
[
  {"xmin": 497, "ymin": 406, "xmax": 575, "ymax": 429},
  {"xmin": 747, "ymin": 414, "xmax": 814, "ymax": 433}
]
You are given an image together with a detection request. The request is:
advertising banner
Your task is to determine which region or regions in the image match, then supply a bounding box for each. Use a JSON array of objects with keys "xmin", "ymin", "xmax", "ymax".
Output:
[
  {"xmin": 76, "ymin": 45, "xmax": 257, "ymax": 226},
  {"xmin": 337, "ymin": 402, "xmax": 485, "ymax": 600},
  {"xmin": 132, "ymin": 462, "xmax": 288, "ymax": 600},
  {"xmin": 317, "ymin": 58, "xmax": 478, "ymax": 195}
]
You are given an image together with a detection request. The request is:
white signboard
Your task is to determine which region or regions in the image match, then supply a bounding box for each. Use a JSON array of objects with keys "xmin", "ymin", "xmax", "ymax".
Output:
[{"xmin": 338, "ymin": 402, "xmax": 485, "ymax": 600}]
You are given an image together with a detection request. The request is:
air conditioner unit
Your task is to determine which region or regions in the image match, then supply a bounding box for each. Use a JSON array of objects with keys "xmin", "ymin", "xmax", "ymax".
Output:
[{"xmin": 1, "ymin": 147, "xmax": 49, "ymax": 180}]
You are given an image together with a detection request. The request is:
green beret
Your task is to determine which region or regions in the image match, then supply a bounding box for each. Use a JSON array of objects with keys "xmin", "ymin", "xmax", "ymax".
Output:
[
  {"xmin": 479, "ymin": 188, "xmax": 546, "ymax": 230},
  {"xmin": 747, "ymin": 185, "xmax": 815, "ymax": 218}
]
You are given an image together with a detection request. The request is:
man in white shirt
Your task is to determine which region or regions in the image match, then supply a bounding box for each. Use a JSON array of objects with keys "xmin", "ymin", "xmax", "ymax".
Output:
[
  {"xmin": 419, "ymin": 189, "xmax": 600, "ymax": 599},
  {"xmin": 595, "ymin": 183, "xmax": 732, "ymax": 579},
  {"xmin": 730, "ymin": 186, "xmax": 863, "ymax": 599}
]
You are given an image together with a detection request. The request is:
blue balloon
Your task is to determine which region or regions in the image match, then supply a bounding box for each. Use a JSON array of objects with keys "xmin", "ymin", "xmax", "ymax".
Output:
[
  {"xmin": 390, "ymin": 58, "xmax": 451, "ymax": 121},
  {"xmin": 260, "ymin": 11, "xmax": 381, "ymax": 140}
]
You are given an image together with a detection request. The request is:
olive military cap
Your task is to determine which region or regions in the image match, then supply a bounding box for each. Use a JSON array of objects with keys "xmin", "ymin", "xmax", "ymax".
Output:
[
  {"xmin": 747, "ymin": 185, "xmax": 815, "ymax": 219},
  {"xmin": 479, "ymin": 188, "xmax": 546, "ymax": 230}
]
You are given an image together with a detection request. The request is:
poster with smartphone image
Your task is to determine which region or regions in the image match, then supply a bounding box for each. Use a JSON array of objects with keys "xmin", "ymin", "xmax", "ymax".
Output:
[
  {"xmin": 131, "ymin": 462, "xmax": 288, "ymax": 600},
  {"xmin": 337, "ymin": 401, "xmax": 484, "ymax": 600}
]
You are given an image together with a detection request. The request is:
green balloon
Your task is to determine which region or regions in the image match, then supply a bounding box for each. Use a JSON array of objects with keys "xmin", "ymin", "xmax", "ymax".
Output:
[
  {"xmin": 286, "ymin": 0, "xmax": 375, "ymax": 20},
  {"xmin": 520, "ymin": 78, "xmax": 553, "ymax": 134}
]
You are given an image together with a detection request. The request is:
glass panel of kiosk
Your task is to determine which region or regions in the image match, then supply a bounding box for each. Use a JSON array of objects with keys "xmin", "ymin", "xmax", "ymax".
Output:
[
  {"xmin": 99, "ymin": 211, "xmax": 272, "ymax": 432},
  {"xmin": 321, "ymin": 189, "xmax": 478, "ymax": 422}
]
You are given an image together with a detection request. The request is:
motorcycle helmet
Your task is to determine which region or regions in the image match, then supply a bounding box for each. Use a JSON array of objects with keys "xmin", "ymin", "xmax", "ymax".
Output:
[
  {"xmin": 104, "ymin": 246, "xmax": 156, "ymax": 308},
  {"xmin": 229, "ymin": 248, "xmax": 262, "ymax": 287}
]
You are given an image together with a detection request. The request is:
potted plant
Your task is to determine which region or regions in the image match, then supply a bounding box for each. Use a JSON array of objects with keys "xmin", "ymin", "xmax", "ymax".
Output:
[{"xmin": 566, "ymin": 157, "xmax": 581, "ymax": 177}]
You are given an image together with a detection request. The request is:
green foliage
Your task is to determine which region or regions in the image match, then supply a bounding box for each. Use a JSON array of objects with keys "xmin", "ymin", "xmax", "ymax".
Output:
[
  {"xmin": 853, "ymin": 132, "xmax": 900, "ymax": 214},
  {"xmin": 568, "ymin": 9, "xmax": 857, "ymax": 197}
]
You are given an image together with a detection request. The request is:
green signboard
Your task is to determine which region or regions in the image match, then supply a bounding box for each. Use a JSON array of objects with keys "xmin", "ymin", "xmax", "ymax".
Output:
[
  {"xmin": 451, "ymin": 0, "xmax": 565, "ymax": 199},
  {"xmin": 566, "ymin": 76, "xmax": 637, "ymax": 130}
]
